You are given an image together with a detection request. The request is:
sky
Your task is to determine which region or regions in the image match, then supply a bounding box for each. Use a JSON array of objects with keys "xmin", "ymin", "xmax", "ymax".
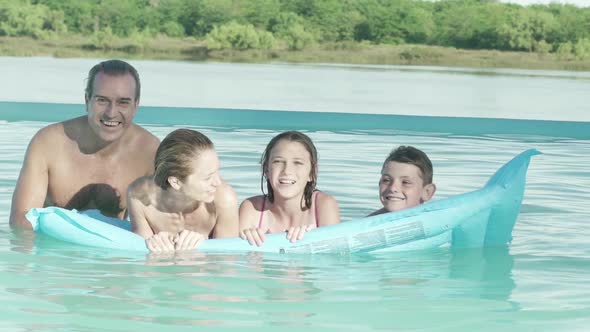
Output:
[{"xmin": 499, "ymin": 0, "xmax": 590, "ymax": 6}]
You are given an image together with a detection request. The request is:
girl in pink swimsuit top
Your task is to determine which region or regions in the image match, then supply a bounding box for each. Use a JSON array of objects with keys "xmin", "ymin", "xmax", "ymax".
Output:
[
  {"xmin": 258, "ymin": 191, "xmax": 320, "ymax": 228},
  {"xmin": 239, "ymin": 131, "xmax": 340, "ymax": 246}
]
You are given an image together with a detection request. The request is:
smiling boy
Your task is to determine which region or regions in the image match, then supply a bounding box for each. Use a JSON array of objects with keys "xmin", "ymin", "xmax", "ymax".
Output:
[{"xmin": 368, "ymin": 146, "xmax": 436, "ymax": 216}]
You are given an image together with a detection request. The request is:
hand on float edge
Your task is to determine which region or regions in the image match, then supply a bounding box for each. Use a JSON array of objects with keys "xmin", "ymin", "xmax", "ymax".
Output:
[
  {"xmin": 146, "ymin": 231, "xmax": 176, "ymax": 253},
  {"xmin": 286, "ymin": 224, "xmax": 313, "ymax": 243},
  {"xmin": 174, "ymin": 230, "xmax": 205, "ymax": 251},
  {"xmin": 240, "ymin": 227, "xmax": 267, "ymax": 247}
]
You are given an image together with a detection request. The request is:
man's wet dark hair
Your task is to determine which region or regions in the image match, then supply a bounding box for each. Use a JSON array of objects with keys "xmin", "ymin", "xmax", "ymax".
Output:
[{"xmin": 85, "ymin": 59, "xmax": 140, "ymax": 101}]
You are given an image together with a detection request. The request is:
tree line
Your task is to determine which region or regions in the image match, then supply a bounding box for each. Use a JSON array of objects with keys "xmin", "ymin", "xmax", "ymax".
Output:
[{"xmin": 1, "ymin": 0, "xmax": 589, "ymax": 58}]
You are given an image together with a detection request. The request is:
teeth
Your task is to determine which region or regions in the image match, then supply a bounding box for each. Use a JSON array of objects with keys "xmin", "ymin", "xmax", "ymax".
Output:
[
  {"xmin": 101, "ymin": 120, "xmax": 120, "ymax": 127},
  {"xmin": 279, "ymin": 180, "xmax": 295, "ymax": 184}
]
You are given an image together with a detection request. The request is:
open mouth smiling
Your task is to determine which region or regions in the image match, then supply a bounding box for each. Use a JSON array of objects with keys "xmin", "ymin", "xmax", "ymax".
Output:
[
  {"xmin": 101, "ymin": 120, "xmax": 121, "ymax": 127},
  {"xmin": 384, "ymin": 194, "xmax": 405, "ymax": 201}
]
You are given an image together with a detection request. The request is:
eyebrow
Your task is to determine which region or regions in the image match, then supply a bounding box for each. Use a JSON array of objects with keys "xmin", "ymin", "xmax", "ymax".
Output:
[
  {"xmin": 205, "ymin": 168, "xmax": 219, "ymax": 177},
  {"xmin": 94, "ymin": 95, "xmax": 133, "ymax": 102},
  {"xmin": 272, "ymin": 155, "xmax": 308, "ymax": 160},
  {"xmin": 381, "ymin": 174, "xmax": 415, "ymax": 179}
]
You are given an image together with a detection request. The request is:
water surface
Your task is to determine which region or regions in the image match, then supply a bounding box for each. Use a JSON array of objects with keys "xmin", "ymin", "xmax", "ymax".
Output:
[{"xmin": 0, "ymin": 58, "xmax": 589, "ymax": 331}]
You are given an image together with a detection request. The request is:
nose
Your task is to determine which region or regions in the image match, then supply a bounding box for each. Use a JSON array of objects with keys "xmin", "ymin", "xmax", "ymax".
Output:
[
  {"xmin": 389, "ymin": 180, "xmax": 401, "ymax": 192},
  {"xmin": 212, "ymin": 174, "xmax": 222, "ymax": 187},
  {"xmin": 283, "ymin": 161, "xmax": 294, "ymax": 174},
  {"xmin": 104, "ymin": 102, "xmax": 116, "ymax": 117}
]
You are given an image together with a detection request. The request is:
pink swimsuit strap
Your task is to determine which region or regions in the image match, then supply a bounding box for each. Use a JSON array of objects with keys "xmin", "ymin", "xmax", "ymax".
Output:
[
  {"xmin": 258, "ymin": 196, "xmax": 267, "ymax": 228},
  {"xmin": 313, "ymin": 191, "xmax": 319, "ymax": 227},
  {"xmin": 258, "ymin": 191, "xmax": 320, "ymax": 228}
]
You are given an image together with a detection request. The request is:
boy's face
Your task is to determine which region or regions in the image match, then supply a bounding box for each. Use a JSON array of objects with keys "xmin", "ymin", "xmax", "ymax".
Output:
[{"xmin": 378, "ymin": 161, "xmax": 435, "ymax": 212}]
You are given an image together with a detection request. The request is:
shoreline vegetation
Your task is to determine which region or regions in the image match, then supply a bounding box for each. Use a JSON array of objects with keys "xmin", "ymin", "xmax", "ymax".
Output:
[
  {"xmin": 3, "ymin": 35, "xmax": 590, "ymax": 71},
  {"xmin": 1, "ymin": 0, "xmax": 590, "ymax": 71}
]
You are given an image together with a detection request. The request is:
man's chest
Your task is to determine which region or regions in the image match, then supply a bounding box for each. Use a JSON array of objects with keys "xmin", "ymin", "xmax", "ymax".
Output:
[{"xmin": 46, "ymin": 153, "xmax": 147, "ymax": 208}]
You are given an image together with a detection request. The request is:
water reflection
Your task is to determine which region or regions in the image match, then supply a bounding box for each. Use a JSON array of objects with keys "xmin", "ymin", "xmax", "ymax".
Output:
[{"xmin": 449, "ymin": 247, "xmax": 516, "ymax": 302}]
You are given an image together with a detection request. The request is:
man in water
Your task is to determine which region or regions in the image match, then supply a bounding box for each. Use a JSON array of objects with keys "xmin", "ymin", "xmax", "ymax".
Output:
[{"xmin": 10, "ymin": 59, "xmax": 160, "ymax": 230}]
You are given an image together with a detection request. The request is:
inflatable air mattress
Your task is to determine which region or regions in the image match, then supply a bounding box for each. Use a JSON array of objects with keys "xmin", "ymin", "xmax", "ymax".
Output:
[{"xmin": 27, "ymin": 149, "xmax": 540, "ymax": 254}]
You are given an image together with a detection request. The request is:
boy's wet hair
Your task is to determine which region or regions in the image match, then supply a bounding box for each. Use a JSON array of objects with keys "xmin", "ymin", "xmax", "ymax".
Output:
[
  {"xmin": 154, "ymin": 129, "xmax": 214, "ymax": 190},
  {"xmin": 384, "ymin": 146, "xmax": 433, "ymax": 184},
  {"xmin": 85, "ymin": 59, "xmax": 141, "ymax": 102},
  {"xmin": 260, "ymin": 131, "xmax": 318, "ymax": 209}
]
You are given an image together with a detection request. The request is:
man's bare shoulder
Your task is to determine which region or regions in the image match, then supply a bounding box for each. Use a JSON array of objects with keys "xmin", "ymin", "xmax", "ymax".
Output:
[
  {"xmin": 27, "ymin": 117, "xmax": 85, "ymax": 153},
  {"xmin": 31, "ymin": 118, "xmax": 73, "ymax": 142},
  {"xmin": 128, "ymin": 124, "xmax": 160, "ymax": 149}
]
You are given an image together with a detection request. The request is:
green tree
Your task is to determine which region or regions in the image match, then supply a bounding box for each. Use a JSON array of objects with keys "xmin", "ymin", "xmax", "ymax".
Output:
[
  {"xmin": 574, "ymin": 38, "xmax": 590, "ymax": 60},
  {"xmin": 533, "ymin": 39, "xmax": 552, "ymax": 54},
  {"xmin": 433, "ymin": 1, "xmax": 505, "ymax": 49},
  {"xmin": 136, "ymin": 0, "xmax": 196, "ymax": 38},
  {"xmin": 496, "ymin": 6, "xmax": 560, "ymax": 51},
  {"xmin": 497, "ymin": 7, "xmax": 535, "ymax": 51},
  {"xmin": 244, "ymin": 0, "xmax": 281, "ymax": 28},
  {"xmin": 279, "ymin": 0, "xmax": 363, "ymax": 42},
  {"xmin": 206, "ymin": 21, "xmax": 274, "ymax": 50},
  {"xmin": 33, "ymin": 0, "xmax": 94, "ymax": 34},
  {"xmin": 547, "ymin": 4, "xmax": 589, "ymax": 44},
  {"xmin": 0, "ymin": 1, "xmax": 66, "ymax": 39},
  {"xmin": 269, "ymin": 12, "xmax": 314, "ymax": 50},
  {"xmin": 95, "ymin": 0, "xmax": 144, "ymax": 36},
  {"xmin": 2, "ymin": 0, "xmax": 590, "ymax": 58},
  {"xmin": 192, "ymin": 0, "xmax": 243, "ymax": 37},
  {"xmin": 555, "ymin": 41, "xmax": 573, "ymax": 59},
  {"xmin": 528, "ymin": 7, "xmax": 557, "ymax": 44},
  {"xmin": 160, "ymin": 21, "xmax": 185, "ymax": 37},
  {"xmin": 356, "ymin": 0, "xmax": 434, "ymax": 44},
  {"xmin": 89, "ymin": 26, "xmax": 115, "ymax": 50}
]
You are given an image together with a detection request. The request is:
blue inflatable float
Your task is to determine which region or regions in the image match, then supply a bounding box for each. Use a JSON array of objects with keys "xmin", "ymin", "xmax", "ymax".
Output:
[{"xmin": 27, "ymin": 149, "xmax": 540, "ymax": 254}]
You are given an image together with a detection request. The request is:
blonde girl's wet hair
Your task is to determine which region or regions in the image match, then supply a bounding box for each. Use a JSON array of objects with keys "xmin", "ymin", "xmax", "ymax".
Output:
[{"xmin": 154, "ymin": 129, "xmax": 214, "ymax": 190}]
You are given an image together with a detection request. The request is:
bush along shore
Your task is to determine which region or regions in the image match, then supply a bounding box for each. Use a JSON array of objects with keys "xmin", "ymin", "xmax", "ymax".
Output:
[
  {"xmin": 2, "ymin": 35, "xmax": 589, "ymax": 71},
  {"xmin": 1, "ymin": 0, "xmax": 590, "ymax": 70}
]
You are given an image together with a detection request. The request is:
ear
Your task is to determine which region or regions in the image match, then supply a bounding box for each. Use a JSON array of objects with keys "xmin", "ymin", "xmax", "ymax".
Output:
[
  {"xmin": 167, "ymin": 176, "xmax": 182, "ymax": 190},
  {"xmin": 129, "ymin": 98, "xmax": 140, "ymax": 115},
  {"xmin": 421, "ymin": 183, "xmax": 436, "ymax": 202}
]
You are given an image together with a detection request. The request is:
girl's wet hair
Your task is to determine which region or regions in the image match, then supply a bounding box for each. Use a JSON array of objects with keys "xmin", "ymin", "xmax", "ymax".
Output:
[
  {"xmin": 154, "ymin": 129, "xmax": 214, "ymax": 189},
  {"xmin": 260, "ymin": 131, "xmax": 318, "ymax": 208}
]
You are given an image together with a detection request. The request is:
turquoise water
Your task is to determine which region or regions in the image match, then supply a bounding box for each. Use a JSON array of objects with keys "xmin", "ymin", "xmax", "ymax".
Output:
[
  {"xmin": 1, "ymin": 59, "xmax": 590, "ymax": 331},
  {"xmin": 1, "ymin": 104, "xmax": 589, "ymax": 331}
]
